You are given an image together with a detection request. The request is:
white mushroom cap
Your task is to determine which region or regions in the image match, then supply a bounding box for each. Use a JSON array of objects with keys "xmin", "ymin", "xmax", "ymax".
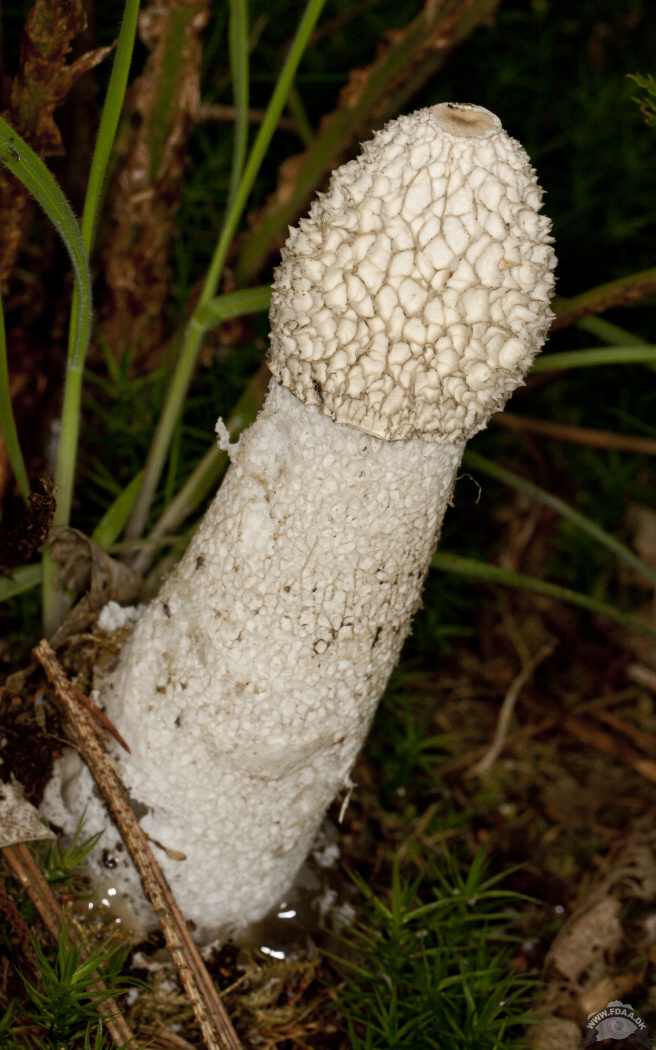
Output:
[{"xmin": 268, "ymin": 102, "xmax": 557, "ymax": 443}]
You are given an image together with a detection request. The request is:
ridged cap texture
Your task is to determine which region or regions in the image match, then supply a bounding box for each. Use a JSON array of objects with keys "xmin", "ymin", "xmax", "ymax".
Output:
[{"xmin": 268, "ymin": 102, "xmax": 556, "ymax": 443}]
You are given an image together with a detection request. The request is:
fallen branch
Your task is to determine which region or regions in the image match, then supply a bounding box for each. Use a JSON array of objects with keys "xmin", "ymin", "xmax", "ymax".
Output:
[
  {"xmin": 492, "ymin": 411, "xmax": 656, "ymax": 458},
  {"xmin": 34, "ymin": 639, "xmax": 243, "ymax": 1050},
  {"xmin": 551, "ymin": 267, "xmax": 656, "ymax": 332},
  {"xmin": 2, "ymin": 840, "xmax": 136, "ymax": 1048},
  {"xmin": 627, "ymin": 663, "xmax": 656, "ymax": 693},
  {"xmin": 564, "ymin": 715, "xmax": 656, "ymax": 785},
  {"xmin": 590, "ymin": 708, "xmax": 656, "ymax": 759}
]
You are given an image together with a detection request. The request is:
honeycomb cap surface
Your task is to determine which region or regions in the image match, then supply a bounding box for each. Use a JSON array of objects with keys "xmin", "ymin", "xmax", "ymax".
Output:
[{"xmin": 268, "ymin": 102, "xmax": 556, "ymax": 443}]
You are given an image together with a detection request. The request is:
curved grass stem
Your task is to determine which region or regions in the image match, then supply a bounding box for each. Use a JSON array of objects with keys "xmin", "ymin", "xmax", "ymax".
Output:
[
  {"xmin": 463, "ymin": 450, "xmax": 656, "ymax": 589},
  {"xmin": 124, "ymin": 0, "xmax": 328, "ymax": 546}
]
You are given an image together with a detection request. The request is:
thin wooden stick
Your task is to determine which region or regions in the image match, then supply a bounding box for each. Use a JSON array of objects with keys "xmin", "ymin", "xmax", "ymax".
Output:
[
  {"xmin": 551, "ymin": 267, "xmax": 656, "ymax": 331},
  {"xmin": 196, "ymin": 102, "xmax": 297, "ymax": 134},
  {"xmin": 492, "ymin": 411, "xmax": 656, "ymax": 458},
  {"xmin": 564, "ymin": 715, "xmax": 656, "ymax": 784},
  {"xmin": 2, "ymin": 840, "xmax": 136, "ymax": 1048},
  {"xmin": 34, "ymin": 639, "xmax": 243, "ymax": 1050},
  {"xmin": 469, "ymin": 640, "xmax": 556, "ymax": 776}
]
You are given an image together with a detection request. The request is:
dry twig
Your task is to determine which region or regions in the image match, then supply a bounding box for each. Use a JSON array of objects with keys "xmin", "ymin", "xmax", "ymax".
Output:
[
  {"xmin": 196, "ymin": 102, "xmax": 297, "ymax": 134},
  {"xmin": 551, "ymin": 267, "xmax": 656, "ymax": 331},
  {"xmin": 564, "ymin": 716, "xmax": 656, "ymax": 785},
  {"xmin": 34, "ymin": 639, "xmax": 243, "ymax": 1050},
  {"xmin": 627, "ymin": 663, "xmax": 656, "ymax": 693},
  {"xmin": 492, "ymin": 412, "xmax": 656, "ymax": 458},
  {"xmin": 470, "ymin": 639, "xmax": 556, "ymax": 776}
]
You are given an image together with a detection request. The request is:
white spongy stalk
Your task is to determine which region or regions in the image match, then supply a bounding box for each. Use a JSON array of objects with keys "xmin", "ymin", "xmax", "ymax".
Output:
[{"xmin": 58, "ymin": 381, "xmax": 463, "ymax": 937}]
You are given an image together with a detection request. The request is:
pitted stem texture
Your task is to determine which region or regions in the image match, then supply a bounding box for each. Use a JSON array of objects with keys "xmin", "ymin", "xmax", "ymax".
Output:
[{"xmin": 57, "ymin": 382, "xmax": 463, "ymax": 935}]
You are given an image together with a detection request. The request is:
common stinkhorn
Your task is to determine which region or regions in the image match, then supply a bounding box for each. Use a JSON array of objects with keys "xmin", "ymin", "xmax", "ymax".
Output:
[{"xmin": 50, "ymin": 103, "xmax": 556, "ymax": 938}]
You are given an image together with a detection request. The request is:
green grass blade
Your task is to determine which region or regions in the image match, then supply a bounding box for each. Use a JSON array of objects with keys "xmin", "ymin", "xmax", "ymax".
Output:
[
  {"xmin": 91, "ymin": 470, "xmax": 145, "ymax": 550},
  {"xmin": 125, "ymin": 289, "xmax": 271, "ymax": 546},
  {"xmin": 44, "ymin": 1, "xmax": 139, "ymax": 632},
  {"xmin": 79, "ymin": 0, "xmax": 140, "ymax": 254},
  {"xmin": 576, "ymin": 315, "xmax": 648, "ymax": 346},
  {"xmin": 286, "ymin": 83, "xmax": 314, "ymax": 146},
  {"xmin": 431, "ymin": 552, "xmax": 656, "ymax": 639},
  {"xmin": 0, "ymin": 284, "xmax": 29, "ymax": 500},
  {"xmin": 201, "ymin": 0, "xmax": 328, "ymax": 306},
  {"xmin": 0, "ymin": 563, "xmax": 42, "ymax": 602},
  {"xmin": 193, "ymin": 285, "xmax": 271, "ymax": 329},
  {"xmin": 0, "ymin": 119, "xmax": 92, "ymax": 633},
  {"xmin": 0, "ymin": 120, "xmax": 91, "ymax": 377},
  {"xmin": 132, "ymin": 361, "xmax": 270, "ymax": 577},
  {"xmin": 227, "ymin": 0, "xmax": 250, "ymax": 212},
  {"xmin": 532, "ymin": 345, "xmax": 656, "ymax": 371},
  {"xmin": 463, "ymin": 450, "xmax": 656, "ymax": 589}
]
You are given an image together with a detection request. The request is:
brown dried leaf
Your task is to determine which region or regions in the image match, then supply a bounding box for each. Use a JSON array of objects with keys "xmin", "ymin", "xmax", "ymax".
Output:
[
  {"xmin": 48, "ymin": 526, "xmax": 141, "ymax": 606},
  {"xmin": 529, "ymin": 1015, "xmax": 581, "ymax": 1050},
  {"xmin": 97, "ymin": 0, "xmax": 211, "ymax": 369},
  {"xmin": 11, "ymin": 0, "xmax": 111, "ymax": 156},
  {"xmin": 0, "ymin": 777, "xmax": 55, "ymax": 848},
  {"xmin": 550, "ymin": 896, "xmax": 622, "ymax": 983}
]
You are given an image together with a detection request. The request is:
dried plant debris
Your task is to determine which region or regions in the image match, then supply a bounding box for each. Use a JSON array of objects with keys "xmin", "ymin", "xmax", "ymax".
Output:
[
  {"xmin": 0, "ymin": 777, "xmax": 55, "ymax": 848},
  {"xmin": 536, "ymin": 831, "xmax": 656, "ymax": 1038},
  {"xmin": 97, "ymin": 0, "xmax": 211, "ymax": 369},
  {"xmin": 0, "ymin": 0, "xmax": 112, "ymax": 281},
  {"xmin": 48, "ymin": 526, "xmax": 141, "ymax": 606},
  {"xmin": 0, "ymin": 477, "xmax": 56, "ymax": 575}
]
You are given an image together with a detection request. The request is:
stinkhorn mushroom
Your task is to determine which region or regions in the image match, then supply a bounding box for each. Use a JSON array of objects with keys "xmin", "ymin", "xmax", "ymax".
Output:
[{"xmin": 49, "ymin": 103, "xmax": 556, "ymax": 938}]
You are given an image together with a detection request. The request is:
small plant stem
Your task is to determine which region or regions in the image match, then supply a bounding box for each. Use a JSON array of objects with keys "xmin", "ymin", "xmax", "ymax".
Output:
[
  {"xmin": 576, "ymin": 314, "xmax": 648, "ymax": 346},
  {"xmin": 2, "ymin": 840, "xmax": 135, "ymax": 1048},
  {"xmin": 471, "ymin": 640, "xmax": 556, "ymax": 775},
  {"xmin": 227, "ymin": 0, "xmax": 249, "ymax": 213},
  {"xmin": 35, "ymin": 639, "xmax": 244, "ymax": 1050},
  {"xmin": 124, "ymin": 0, "xmax": 328, "ymax": 545},
  {"xmin": 492, "ymin": 411, "xmax": 656, "ymax": 458},
  {"xmin": 463, "ymin": 449, "xmax": 656, "ymax": 588},
  {"xmin": 532, "ymin": 344, "xmax": 656, "ymax": 371},
  {"xmin": 132, "ymin": 360, "xmax": 270, "ymax": 577},
  {"xmin": 551, "ymin": 266, "xmax": 656, "ymax": 331},
  {"xmin": 22, "ymin": 0, "xmax": 139, "ymax": 631},
  {"xmin": 235, "ymin": 0, "xmax": 497, "ymax": 284},
  {"xmin": 431, "ymin": 552, "xmax": 656, "ymax": 639},
  {"xmin": 0, "ymin": 283, "xmax": 29, "ymax": 500}
]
